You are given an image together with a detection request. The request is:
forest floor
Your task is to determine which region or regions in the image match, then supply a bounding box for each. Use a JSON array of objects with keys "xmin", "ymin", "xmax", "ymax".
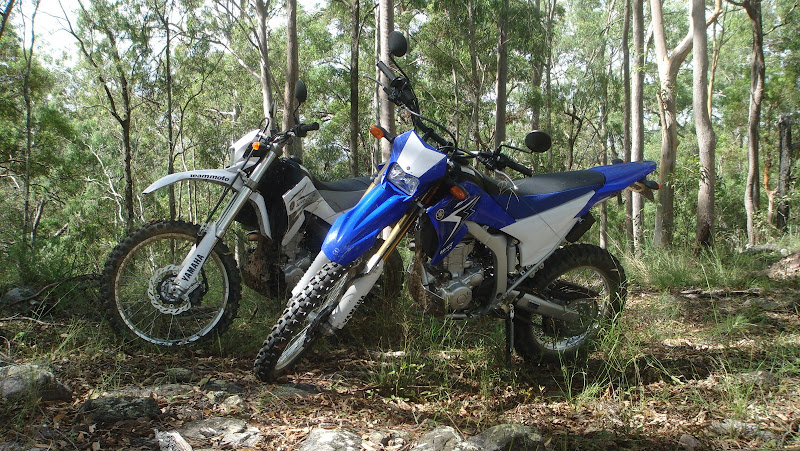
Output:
[{"xmin": 1, "ymin": 282, "xmax": 800, "ymax": 450}]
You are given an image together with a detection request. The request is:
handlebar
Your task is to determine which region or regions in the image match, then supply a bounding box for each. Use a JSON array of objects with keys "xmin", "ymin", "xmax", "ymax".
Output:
[{"xmin": 294, "ymin": 122, "xmax": 319, "ymax": 137}]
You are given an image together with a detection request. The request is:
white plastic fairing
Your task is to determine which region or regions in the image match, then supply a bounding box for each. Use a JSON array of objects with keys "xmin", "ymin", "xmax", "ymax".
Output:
[
  {"xmin": 229, "ymin": 129, "xmax": 261, "ymax": 165},
  {"xmin": 396, "ymin": 132, "xmax": 446, "ymax": 178},
  {"xmin": 501, "ymin": 191, "xmax": 594, "ymax": 267},
  {"xmin": 143, "ymin": 169, "xmax": 236, "ymax": 194}
]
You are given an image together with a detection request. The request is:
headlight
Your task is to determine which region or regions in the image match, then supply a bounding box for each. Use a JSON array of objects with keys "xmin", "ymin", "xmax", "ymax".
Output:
[{"xmin": 387, "ymin": 163, "xmax": 420, "ymax": 195}]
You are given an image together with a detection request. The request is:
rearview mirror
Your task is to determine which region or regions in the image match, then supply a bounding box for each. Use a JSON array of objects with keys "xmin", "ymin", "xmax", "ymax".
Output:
[
  {"xmin": 525, "ymin": 130, "xmax": 551, "ymax": 153},
  {"xmin": 294, "ymin": 80, "xmax": 307, "ymax": 104},
  {"xmin": 388, "ymin": 31, "xmax": 408, "ymax": 58}
]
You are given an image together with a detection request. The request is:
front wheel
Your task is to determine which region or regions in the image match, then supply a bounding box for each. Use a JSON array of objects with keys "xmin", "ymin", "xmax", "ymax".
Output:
[
  {"xmin": 513, "ymin": 243, "xmax": 626, "ymax": 362},
  {"xmin": 253, "ymin": 261, "xmax": 357, "ymax": 382},
  {"xmin": 101, "ymin": 220, "xmax": 241, "ymax": 346}
]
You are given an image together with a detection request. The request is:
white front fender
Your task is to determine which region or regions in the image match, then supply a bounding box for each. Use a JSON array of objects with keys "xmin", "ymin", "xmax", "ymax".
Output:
[
  {"xmin": 143, "ymin": 169, "xmax": 272, "ymax": 239},
  {"xmin": 143, "ymin": 169, "xmax": 238, "ymax": 194}
]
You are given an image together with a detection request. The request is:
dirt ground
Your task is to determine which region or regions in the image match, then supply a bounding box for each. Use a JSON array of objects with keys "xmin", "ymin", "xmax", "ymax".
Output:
[{"xmin": 1, "ymin": 287, "xmax": 799, "ymax": 450}]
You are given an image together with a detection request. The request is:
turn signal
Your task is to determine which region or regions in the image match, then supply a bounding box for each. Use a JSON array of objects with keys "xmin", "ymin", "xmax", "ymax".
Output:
[
  {"xmin": 449, "ymin": 185, "xmax": 468, "ymax": 200},
  {"xmin": 369, "ymin": 126, "xmax": 385, "ymax": 140},
  {"xmin": 252, "ymin": 141, "xmax": 261, "ymax": 151}
]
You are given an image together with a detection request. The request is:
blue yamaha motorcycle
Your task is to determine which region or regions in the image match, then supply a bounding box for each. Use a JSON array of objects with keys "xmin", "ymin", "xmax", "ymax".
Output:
[{"xmin": 254, "ymin": 32, "xmax": 659, "ymax": 382}]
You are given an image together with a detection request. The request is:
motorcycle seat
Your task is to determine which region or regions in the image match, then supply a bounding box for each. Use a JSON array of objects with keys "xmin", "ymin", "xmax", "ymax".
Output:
[
  {"xmin": 499, "ymin": 170, "xmax": 605, "ymax": 196},
  {"xmin": 313, "ymin": 176, "xmax": 372, "ymax": 193}
]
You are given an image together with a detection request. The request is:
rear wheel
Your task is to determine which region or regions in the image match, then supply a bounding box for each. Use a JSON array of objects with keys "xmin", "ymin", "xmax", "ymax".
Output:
[
  {"xmin": 101, "ymin": 220, "xmax": 241, "ymax": 346},
  {"xmin": 513, "ymin": 244, "xmax": 626, "ymax": 362}
]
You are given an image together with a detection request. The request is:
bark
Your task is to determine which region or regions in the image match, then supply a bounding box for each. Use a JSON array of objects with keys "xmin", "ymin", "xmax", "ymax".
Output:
[
  {"xmin": 623, "ymin": 0, "xmax": 633, "ymax": 246},
  {"xmin": 632, "ymin": 0, "xmax": 645, "ymax": 253},
  {"xmin": 283, "ymin": 0, "xmax": 301, "ymax": 158},
  {"xmin": 349, "ymin": 0, "xmax": 360, "ymax": 176},
  {"xmin": 777, "ymin": 116, "xmax": 792, "ymax": 231},
  {"xmin": 254, "ymin": 0, "xmax": 276, "ymax": 122},
  {"xmin": 650, "ymin": 0, "xmax": 721, "ymax": 246},
  {"xmin": 693, "ymin": 0, "xmax": 716, "ymax": 249},
  {"xmin": 21, "ymin": 0, "xmax": 38, "ymax": 254},
  {"xmin": 739, "ymin": 0, "xmax": 765, "ymax": 245},
  {"xmin": 0, "ymin": 0, "xmax": 15, "ymax": 42},
  {"xmin": 379, "ymin": 0, "xmax": 394, "ymax": 163},
  {"xmin": 156, "ymin": 2, "xmax": 176, "ymax": 221},
  {"xmin": 467, "ymin": 0, "xmax": 483, "ymax": 149},
  {"xmin": 494, "ymin": 0, "xmax": 509, "ymax": 149},
  {"xmin": 545, "ymin": 0, "xmax": 555, "ymax": 170}
]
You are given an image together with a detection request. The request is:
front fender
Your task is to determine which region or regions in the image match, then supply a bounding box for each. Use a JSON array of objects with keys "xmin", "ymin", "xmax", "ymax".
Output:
[
  {"xmin": 143, "ymin": 169, "xmax": 272, "ymax": 239},
  {"xmin": 142, "ymin": 169, "xmax": 237, "ymax": 194},
  {"xmin": 322, "ymin": 183, "xmax": 413, "ymax": 265}
]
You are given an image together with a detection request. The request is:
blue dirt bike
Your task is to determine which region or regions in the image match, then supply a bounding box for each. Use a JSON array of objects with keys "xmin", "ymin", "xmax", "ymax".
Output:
[{"xmin": 254, "ymin": 32, "xmax": 659, "ymax": 381}]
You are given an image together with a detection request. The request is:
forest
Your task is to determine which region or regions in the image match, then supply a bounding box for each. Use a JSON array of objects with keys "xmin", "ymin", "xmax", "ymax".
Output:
[{"xmin": 2, "ymin": 0, "xmax": 800, "ymax": 449}]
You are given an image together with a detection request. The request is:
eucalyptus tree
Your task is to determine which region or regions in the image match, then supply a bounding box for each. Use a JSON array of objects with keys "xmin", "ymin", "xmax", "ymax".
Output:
[
  {"xmin": 650, "ymin": 0, "xmax": 720, "ymax": 246},
  {"xmin": 64, "ymin": 0, "xmax": 156, "ymax": 232},
  {"xmin": 1, "ymin": 0, "xmax": 14, "ymax": 41}
]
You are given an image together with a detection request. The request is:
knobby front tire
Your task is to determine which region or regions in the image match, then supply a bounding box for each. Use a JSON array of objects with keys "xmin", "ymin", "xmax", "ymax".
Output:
[{"xmin": 101, "ymin": 220, "xmax": 241, "ymax": 346}]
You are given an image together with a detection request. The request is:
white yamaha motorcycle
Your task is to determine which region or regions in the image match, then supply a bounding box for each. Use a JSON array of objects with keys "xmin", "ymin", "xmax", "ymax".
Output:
[{"xmin": 101, "ymin": 82, "xmax": 402, "ymax": 346}]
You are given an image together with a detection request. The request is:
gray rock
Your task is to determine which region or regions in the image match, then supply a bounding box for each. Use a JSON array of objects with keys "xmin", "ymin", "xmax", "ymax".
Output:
[
  {"xmin": 220, "ymin": 395, "xmax": 247, "ymax": 413},
  {"xmin": 366, "ymin": 430, "xmax": 411, "ymax": 449},
  {"xmin": 297, "ymin": 428, "xmax": 361, "ymax": 451},
  {"xmin": 200, "ymin": 378, "xmax": 244, "ymax": 394},
  {"xmin": 166, "ymin": 368, "xmax": 199, "ymax": 383},
  {"xmin": 459, "ymin": 424, "xmax": 543, "ymax": 451},
  {"xmin": 180, "ymin": 417, "xmax": 262, "ymax": 449},
  {"xmin": 82, "ymin": 396, "xmax": 159, "ymax": 423},
  {"xmin": 1, "ymin": 286, "xmax": 37, "ymax": 305},
  {"xmin": 678, "ymin": 433, "xmax": 701, "ymax": 450},
  {"xmin": 0, "ymin": 364, "xmax": 71, "ymax": 402},
  {"xmin": 269, "ymin": 383, "xmax": 320, "ymax": 399},
  {"xmin": 155, "ymin": 429, "xmax": 193, "ymax": 451},
  {"xmin": 709, "ymin": 420, "xmax": 775, "ymax": 440},
  {"xmin": 111, "ymin": 384, "xmax": 194, "ymax": 399},
  {"xmin": 412, "ymin": 426, "xmax": 464, "ymax": 451}
]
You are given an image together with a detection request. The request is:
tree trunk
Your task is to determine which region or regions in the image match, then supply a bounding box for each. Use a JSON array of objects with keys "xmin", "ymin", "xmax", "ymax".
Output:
[
  {"xmin": 349, "ymin": 0, "xmax": 361, "ymax": 176},
  {"xmin": 632, "ymin": 0, "xmax": 645, "ymax": 252},
  {"xmin": 777, "ymin": 116, "xmax": 792, "ymax": 231},
  {"xmin": 545, "ymin": 0, "xmax": 555, "ymax": 170},
  {"xmin": 379, "ymin": 0, "xmax": 395, "ymax": 163},
  {"xmin": 254, "ymin": 0, "xmax": 276, "ymax": 123},
  {"xmin": 494, "ymin": 0, "xmax": 509, "ymax": 149},
  {"xmin": 283, "ymin": 0, "xmax": 301, "ymax": 158},
  {"xmin": 693, "ymin": 0, "xmax": 716, "ymax": 249},
  {"xmin": 0, "ymin": 0, "xmax": 16, "ymax": 47},
  {"xmin": 623, "ymin": 0, "xmax": 633, "ymax": 247},
  {"xmin": 158, "ymin": 3, "xmax": 176, "ymax": 221},
  {"xmin": 467, "ymin": 0, "xmax": 483, "ymax": 149},
  {"xmin": 741, "ymin": 0, "xmax": 765, "ymax": 245}
]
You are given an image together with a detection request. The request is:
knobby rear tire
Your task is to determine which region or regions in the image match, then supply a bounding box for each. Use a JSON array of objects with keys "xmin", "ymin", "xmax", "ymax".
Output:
[
  {"xmin": 101, "ymin": 220, "xmax": 241, "ymax": 346},
  {"xmin": 513, "ymin": 243, "xmax": 626, "ymax": 362}
]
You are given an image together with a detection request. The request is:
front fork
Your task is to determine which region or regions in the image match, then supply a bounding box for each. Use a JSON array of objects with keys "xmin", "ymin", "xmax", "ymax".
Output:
[
  {"xmin": 323, "ymin": 208, "xmax": 418, "ymax": 331},
  {"xmin": 169, "ymin": 152, "xmax": 279, "ymax": 298}
]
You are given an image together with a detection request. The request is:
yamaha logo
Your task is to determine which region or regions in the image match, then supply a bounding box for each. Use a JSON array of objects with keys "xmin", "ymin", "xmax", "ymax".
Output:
[{"xmin": 435, "ymin": 209, "xmax": 445, "ymax": 220}]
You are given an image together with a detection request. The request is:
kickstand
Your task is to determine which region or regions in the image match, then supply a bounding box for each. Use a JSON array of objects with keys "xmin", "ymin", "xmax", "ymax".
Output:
[{"xmin": 505, "ymin": 304, "xmax": 515, "ymax": 368}]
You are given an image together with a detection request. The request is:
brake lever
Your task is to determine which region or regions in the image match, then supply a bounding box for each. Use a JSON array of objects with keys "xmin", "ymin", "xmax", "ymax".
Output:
[
  {"xmin": 495, "ymin": 169, "xmax": 519, "ymax": 191},
  {"xmin": 362, "ymin": 74, "xmax": 389, "ymax": 91}
]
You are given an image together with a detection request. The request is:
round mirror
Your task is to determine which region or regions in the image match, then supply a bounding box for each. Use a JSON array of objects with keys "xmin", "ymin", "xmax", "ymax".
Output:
[
  {"xmin": 525, "ymin": 130, "xmax": 552, "ymax": 153},
  {"xmin": 294, "ymin": 80, "xmax": 308, "ymax": 104},
  {"xmin": 388, "ymin": 31, "xmax": 408, "ymax": 57}
]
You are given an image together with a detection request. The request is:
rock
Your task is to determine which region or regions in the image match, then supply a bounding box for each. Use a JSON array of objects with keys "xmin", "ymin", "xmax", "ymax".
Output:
[
  {"xmin": 0, "ymin": 364, "xmax": 71, "ymax": 402},
  {"xmin": 733, "ymin": 370, "xmax": 779, "ymax": 388},
  {"xmin": 180, "ymin": 417, "xmax": 263, "ymax": 449},
  {"xmin": 365, "ymin": 430, "xmax": 411, "ymax": 450},
  {"xmin": 412, "ymin": 426, "xmax": 464, "ymax": 451},
  {"xmin": 459, "ymin": 424, "xmax": 543, "ymax": 451},
  {"xmin": 678, "ymin": 433, "xmax": 701, "ymax": 450},
  {"xmin": 1, "ymin": 286, "xmax": 37, "ymax": 306},
  {"xmin": 269, "ymin": 383, "xmax": 320, "ymax": 399},
  {"xmin": 709, "ymin": 420, "xmax": 775, "ymax": 441},
  {"xmin": 767, "ymin": 251, "xmax": 800, "ymax": 279},
  {"xmin": 220, "ymin": 395, "xmax": 247, "ymax": 413},
  {"xmin": 111, "ymin": 384, "xmax": 194, "ymax": 399},
  {"xmin": 166, "ymin": 368, "xmax": 199, "ymax": 383},
  {"xmin": 200, "ymin": 379, "xmax": 244, "ymax": 394},
  {"xmin": 82, "ymin": 396, "xmax": 159, "ymax": 423},
  {"xmin": 297, "ymin": 428, "xmax": 361, "ymax": 451},
  {"xmin": 155, "ymin": 429, "xmax": 193, "ymax": 451}
]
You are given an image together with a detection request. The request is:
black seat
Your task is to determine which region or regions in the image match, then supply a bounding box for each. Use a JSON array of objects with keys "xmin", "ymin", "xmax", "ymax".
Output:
[
  {"xmin": 499, "ymin": 170, "xmax": 605, "ymax": 196},
  {"xmin": 313, "ymin": 176, "xmax": 372, "ymax": 192}
]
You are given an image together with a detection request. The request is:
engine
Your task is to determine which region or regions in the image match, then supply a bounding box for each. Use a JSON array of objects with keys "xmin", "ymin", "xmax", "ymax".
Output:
[{"xmin": 411, "ymin": 238, "xmax": 486, "ymax": 313}]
